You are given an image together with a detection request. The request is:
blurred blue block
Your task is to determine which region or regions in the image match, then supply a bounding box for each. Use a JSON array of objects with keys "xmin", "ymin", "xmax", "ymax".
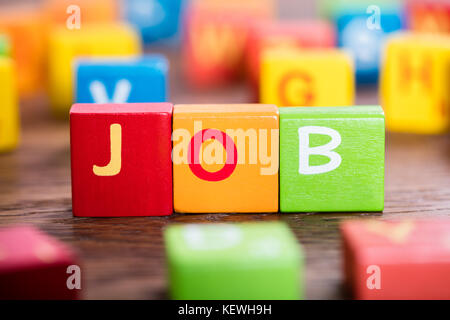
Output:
[
  {"xmin": 75, "ymin": 55, "xmax": 168, "ymax": 104},
  {"xmin": 336, "ymin": 6, "xmax": 404, "ymax": 84},
  {"xmin": 123, "ymin": 0, "xmax": 185, "ymax": 44}
]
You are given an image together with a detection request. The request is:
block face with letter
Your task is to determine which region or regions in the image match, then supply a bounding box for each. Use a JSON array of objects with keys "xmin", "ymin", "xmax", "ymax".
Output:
[
  {"xmin": 279, "ymin": 106, "xmax": 385, "ymax": 212},
  {"xmin": 70, "ymin": 103, "xmax": 173, "ymax": 217},
  {"xmin": 341, "ymin": 219, "xmax": 450, "ymax": 300},
  {"xmin": 75, "ymin": 55, "xmax": 168, "ymax": 104},
  {"xmin": 49, "ymin": 24, "xmax": 141, "ymax": 117},
  {"xmin": 0, "ymin": 57, "xmax": 20, "ymax": 152},
  {"xmin": 381, "ymin": 33, "xmax": 450, "ymax": 134},
  {"xmin": 0, "ymin": 225, "xmax": 80, "ymax": 299},
  {"xmin": 406, "ymin": 0, "xmax": 450, "ymax": 34},
  {"xmin": 165, "ymin": 222, "xmax": 303, "ymax": 300},
  {"xmin": 260, "ymin": 49, "xmax": 354, "ymax": 107},
  {"xmin": 173, "ymin": 104, "xmax": 279, "ymax": 213}
]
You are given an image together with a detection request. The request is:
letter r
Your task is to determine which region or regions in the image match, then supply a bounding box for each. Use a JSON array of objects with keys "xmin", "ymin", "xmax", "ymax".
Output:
[{"xmin": 298, "ymin": 126, "xmax": 342, "ymax": 175}]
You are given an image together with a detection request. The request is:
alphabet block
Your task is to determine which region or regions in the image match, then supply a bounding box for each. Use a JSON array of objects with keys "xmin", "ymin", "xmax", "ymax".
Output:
[
  {"xmin": 0, "ymin": 6, "xmax": 46, "ymax": 96},
  {"xmin": 246, "ymin": 20, "xmax": 336, "ymax": 100},
  {"xmin": 123, "ymin": 0, "xmax": 185, "ymax": 44},
  {"xmin": 406, "ymin": 0, "xmax": 450, "ymax": 34},
  {"xmin": 165, "ymin": 222, "xmax": 303, "ymax": 300},
  {"xmin": 279, "ymin": 106, "xmax": 385, "ymax": 212},
  {"xmin": 44, "ymin": 0, "xmax": 118, "ymax": 25},
  {"xmin": 75, "ymin": 55, "xmax": 168, "ymax": 104},
  {"xmin": 381, "ymin": 33, "xmax": 450, "ymax": 134},
  {"xmin": 173, "ymin": 104, "xmax": 278, "ymax": 213},
  {"xmin": 341, "ymin": 219, "xmax": 450, "ymax": 300},
  {"xmin": 260, "ymin": 49, "xmax": 354, "ymax": 107},
  {"xmin": 70, "ymin": 103, "xmax": 173, "ymax": 217},
  {"xmin": 0, "ymin": 57, "xmax": 20, "ymax": 153},
  {"xmin": 49, "ymin": 24, "xmax": 141, "ymax": 117},
  {"xmin": 182, "ymin": 0, "xmax": 275, "ymax": 88},
  {"xmin": 0, "ymin": 225, "xmax": 80, "ymax": 299}
]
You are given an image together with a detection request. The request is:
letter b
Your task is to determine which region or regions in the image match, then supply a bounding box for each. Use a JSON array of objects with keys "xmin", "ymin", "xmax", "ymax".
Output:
[{"xmin": 298, "ymin": 126, "xmax": 342, "ymax": 175}]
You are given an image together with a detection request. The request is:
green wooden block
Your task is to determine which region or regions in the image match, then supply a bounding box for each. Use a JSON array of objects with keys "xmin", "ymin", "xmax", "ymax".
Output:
[
  {"xmin": 279, "ymin": 106, "xmax": 385, "ymax": 212},
  {"xmin": 0, "ymin": 35, "xmax": 10, "ymax": 56},
  {"xmin": 164, "ymin": 222, "xmax": 303, "ymax": 300}
]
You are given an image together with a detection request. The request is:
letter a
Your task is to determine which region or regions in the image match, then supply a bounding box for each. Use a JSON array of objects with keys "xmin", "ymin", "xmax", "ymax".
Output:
[
  {"xmin": 298, "ymin": 126, "xmax": 342, "ymax": 175},
  {"xmin": 93, "ymin": 123, "xmax": 122, "ymax": 176}
]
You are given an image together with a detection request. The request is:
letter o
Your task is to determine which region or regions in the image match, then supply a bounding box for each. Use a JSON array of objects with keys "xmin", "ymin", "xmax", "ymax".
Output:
[{"xmin": 188, "ymin": 129, "xmax": 238, "ymax": 182}]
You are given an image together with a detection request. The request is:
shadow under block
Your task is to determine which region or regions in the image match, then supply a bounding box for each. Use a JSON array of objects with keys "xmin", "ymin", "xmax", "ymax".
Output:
[
  {"xmin": 165, "ymin": 222, "xmax": 303, "ymax": 300},
  {"xmin": 0, "ymin": 57, "xmax": 19, "ymax": 152},
  {"xmin": 260, "ymin": 49, "xmax": 354, "ymax": 107},
  {"xmin": 173, "ymin": 104, "xmax": 279, "ymax": 213},
  {"xmin": 75, "ymin": 55, "xmax": 168, "ymax": 104},
  {"xmin": 381, "ymin": 33, "xmax": 450, "ymax": 134},
  {"xmin": 70, "ymin": 103, "xmax": 173, "ymax": 217},
  {"xmin": 0, "ymin": 225, "xmax": 79, "ymax": 299},
  {"xmin": 279, "ymin": 106, "xmax": 385, "ymax": 212},
  {"xmin": 49, "ymin": 24, "xmax": 141, "ymax": 117},
  {"xmin": 182, "ymin": 0, "xmax": 275, "ymax": 88},
  {"xmin": 246, "ymin": 20, "xmax": 336, "ymax": 99},
  {"xmin": 341, "ymin": 219, "xmax": 450, "ymax": 300}
]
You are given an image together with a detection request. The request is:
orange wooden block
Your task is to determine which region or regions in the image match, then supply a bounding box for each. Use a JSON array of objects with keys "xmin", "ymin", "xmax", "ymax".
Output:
[
  {"xmin": 0, "ymin": 5, "xmax": 46, "ymax": 96},
  {"xmin": 173, "ymin": 104, "xmax": 279, "ymax": 213},
  {"xmin": 182, "ymin": 0, "xmax": 275, "ymax": 88},
  {"xmin": 44, "ymin": 0, "xmax": 118, "ymax": 26},
  {"xmin": 407, "ymin": 0, "xmax": 450, "ymax": 34}
]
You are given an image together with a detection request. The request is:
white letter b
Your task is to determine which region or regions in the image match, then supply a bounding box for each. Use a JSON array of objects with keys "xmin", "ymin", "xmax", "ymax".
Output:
[{"xmin": 298, "ymin": 126, "xmax": 342, "ymax": 175}]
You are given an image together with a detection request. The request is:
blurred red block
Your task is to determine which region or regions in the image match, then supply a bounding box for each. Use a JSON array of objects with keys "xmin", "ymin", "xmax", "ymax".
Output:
[
  {"xmin": 407, "ymin": 0, "xmax": 450, "ymax": 33},
  {"xmin": 341, "ymin": 220, "xmax": 450, "ymax": 300},
  {"xmin": 70, "ymin": 103, "xmax": 173, "ymax": 217},
  {"xmin": 0, "ymin": 5, "xmax": 46, "ymax": 96},
  {"xmin": 246, "ymin": 20, "xmax": 336, "ymax": 100},
  {"xmin": 0, "ymin": 226, "xmax": 80, "ymax": 300},
  {"xmin": 182, "ymin": 0, "xmax": 275, "ymax": 88}
]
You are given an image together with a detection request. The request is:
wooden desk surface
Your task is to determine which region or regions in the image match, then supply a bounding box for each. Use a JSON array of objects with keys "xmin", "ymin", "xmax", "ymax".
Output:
[{"xmin": 0, "ymin": 46, "xmax": 449, "ymax": 300}]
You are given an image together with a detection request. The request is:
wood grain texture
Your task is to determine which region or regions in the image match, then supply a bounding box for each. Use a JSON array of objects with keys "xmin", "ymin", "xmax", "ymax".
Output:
[{"xmin": 0, "ymin": 0, "xmax": 449, "ymax": 300}]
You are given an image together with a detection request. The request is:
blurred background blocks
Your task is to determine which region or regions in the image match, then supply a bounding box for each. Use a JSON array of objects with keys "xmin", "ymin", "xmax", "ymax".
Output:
[
  {"xmin": 75, "ymin": 55, "xmax": 168, "ymax": 104},
  {"xmin": 48, "ymin": 23, "xmax": 141, "ymax": 117},
  {"xmin": 406, "ymin": 0, "xmax": 450, "ymax": 34},
  {"xmin": 279, "ymin": 106, "xmax": 385, "ymax": 212},
  {"xmin": 173, "ymin": 104, "xmax": 279, "ymax": 213},
  {"xmin": 70, "ymin": 103, "xmax": 173, "ymax": 217},
  {"xmin": 341, "ymin": 220, "xmax": 450, "ymax": 300},
  {"xmin": 0, "ymin": 225, "xmax": 79, "ymax": 299},
  {"xmin": 381, "ymin": 33, "xmax": 450, "ymax": 134},
  {"xmin": 165, "ymin": 222, "xmax": 303, "ymax": 300},
  {"xmin": 260, "ymin": 49, "xmax": 354, "ymax": 107},
  {"xmin": 0, "ymin": 57, "xmax": 19, "ymax": 153}
]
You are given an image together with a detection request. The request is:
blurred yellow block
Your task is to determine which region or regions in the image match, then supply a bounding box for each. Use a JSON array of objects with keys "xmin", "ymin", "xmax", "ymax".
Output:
[
  {"xmin": 260, "ymin": 49, "xmax": 354, "ymax": 107},
  {"xmin": 48, "ymin": 23, "xmax": 141, "ymax": 117},
  {"xmin": 0, "ymin": 57, "xmax": 20, "ymax": 152},
  {"xmin": 0, "ymin": 5, "xmax": 46, "ymax": 96},
  {"xmin": 381, "ymin": 33, "xmax": 450, "ymax": 134},
  {"xmin": 44, "ymin": 0, "xmax": 118, "ymax": 25}
]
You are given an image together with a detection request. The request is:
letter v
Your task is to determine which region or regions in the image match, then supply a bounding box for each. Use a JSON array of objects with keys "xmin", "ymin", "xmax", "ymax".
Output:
[{"xmin": 89, "ymin": 79, "xmax": 132, "ymax": 103}]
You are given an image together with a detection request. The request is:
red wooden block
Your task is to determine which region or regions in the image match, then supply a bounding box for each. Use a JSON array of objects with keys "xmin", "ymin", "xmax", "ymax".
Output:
[
  {"xmin": 406, "ymin": 0, "xmax": 450, "ymax": 33},
  {"xmin": 246, "ymin": 20, "xmax": 336, "ymax": 101},
  {"xmin": 341, "ymin": 220, "xmax": 450, "ymax": 300},
  {"xmin": 0, "ymin": 225, "xmax": 79, "ymax": 299},
  {"xmin": 182, "ymin": 1, "xmax": 274, "ymax": 88},
  {"xmin": 70, "ymin": 103, "xmax": 173, "ymax": 217}
]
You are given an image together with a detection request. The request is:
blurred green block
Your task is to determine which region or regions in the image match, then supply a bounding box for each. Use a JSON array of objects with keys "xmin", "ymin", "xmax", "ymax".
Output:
[
  {"xmin": 0, "ymin": 35, "xmax": 10, "ymax": 56},
  {"xmin": 279, "ymin": 106, "xmax": 385, "ymax": 212},
  {"xmin": 165, "ymin": 222, "xmax": 303, "ymax": 300},
  {"xmin": 319, "ymin": 0, "xmax": 402, "ymax": 19}
]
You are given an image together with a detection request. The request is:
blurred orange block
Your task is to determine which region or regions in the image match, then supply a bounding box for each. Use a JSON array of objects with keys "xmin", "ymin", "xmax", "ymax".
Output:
[
  {"xmin": 0, "ymin": 57, "xmax": 20, "ymax": 152},
  {"xmin": 44, "ymin": 0, "xmax": 118, "ymax": 25},
  {"xmin": 260, "ymin": 49, "xmax": 354, "ymax": 107},
  {"xmin": 182, "ymin": 0, "xmax": 275, "ymax": 88},
  {"xmin": 246, "ymin": 20, "xmax": 336, "ymax": 101},
  {"xmin": 0, "ymin": 5, "xmax": 46, "ymax": 96},
  {"xmin": 173, "ymin": 104, "xmax": 279, "ymax": 213},
  {"xmin": 381, "ymin": 33, "xmax": 450, "ymax": 134},
  {"xmin": 48, "ymin": 23, "xmax": 141, "ymax": 117},
  {"xmin": 407, "ymin": 0, "xmax": 450, "ymax": 33}
]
